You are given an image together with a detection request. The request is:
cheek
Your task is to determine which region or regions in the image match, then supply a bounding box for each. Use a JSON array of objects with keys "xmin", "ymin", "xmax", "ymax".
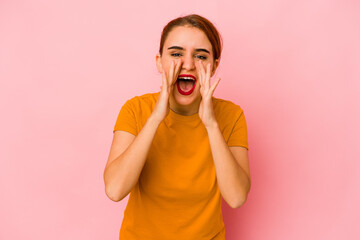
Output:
[
  {"xmin": 196, "ymin": 60, "xmax": 214, "ymax": 70},
  {"xmin": 161, "ymin": 60, "xmax": 172, "ymax": 73}
]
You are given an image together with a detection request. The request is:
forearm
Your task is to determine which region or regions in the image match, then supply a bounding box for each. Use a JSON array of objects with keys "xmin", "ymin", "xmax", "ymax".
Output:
[
  {"xmin": 206, "ymin": 123, "xmax": 251, "ymax": 208},
  {"xmin": 104, "ymin": 115, "xmax": 161, "ymax": 201}
]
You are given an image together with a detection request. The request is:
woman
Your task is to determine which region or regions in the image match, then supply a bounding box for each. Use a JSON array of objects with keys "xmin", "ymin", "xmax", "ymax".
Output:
[{"xmin": 104, "ymin": 14, "xmax": 251, "ymax": 240}]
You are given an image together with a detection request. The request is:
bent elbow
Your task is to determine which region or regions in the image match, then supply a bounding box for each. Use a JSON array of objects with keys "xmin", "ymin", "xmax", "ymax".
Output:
[
  {"xmin": 230, "ymin": 179, "xmax": 251, "ymax": 208},
  {"xmin": 229, "ymin": 195, "xmax": 249, "ymax": 209},
  {"xmin": 105, "ymin": 187, "xmax": 120, "ymax": 202},
  {"xmin": 230, "ymin": 198, "xmax": 246, "ymax": 209},
  {"xmin": 229, "ymin": 188, "xmax": 250, "ymax": 209},
  {"xmin": 105, "ymin": 184, "xmax": 127, "ymax": 202}
]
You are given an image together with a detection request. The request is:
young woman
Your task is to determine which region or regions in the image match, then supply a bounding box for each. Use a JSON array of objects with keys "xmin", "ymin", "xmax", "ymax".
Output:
[{"xmin": 104, "ymin": 14, "xmax": 251, "ymax": 240}]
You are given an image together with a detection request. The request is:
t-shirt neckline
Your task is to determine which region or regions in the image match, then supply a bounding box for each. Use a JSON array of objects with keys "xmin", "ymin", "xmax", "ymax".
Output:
[
  {"xmin": 168, "ymin": 108, "xmax": 200, "ymax": 122},
  {"xmin": 153, "ymin": 92, "xmax": 201, "ymax": 122}
]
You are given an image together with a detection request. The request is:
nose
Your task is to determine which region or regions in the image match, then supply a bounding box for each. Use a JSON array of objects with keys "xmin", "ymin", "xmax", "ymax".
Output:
[{"xmin": 181, "ymin": 53, "xmax": 195, "ymax": 70}]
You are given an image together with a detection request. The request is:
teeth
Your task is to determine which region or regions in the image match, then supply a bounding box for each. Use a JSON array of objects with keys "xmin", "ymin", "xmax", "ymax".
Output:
[{"xmin": 178, "ymin": 77, "xmax": 195, "ymax": 81}]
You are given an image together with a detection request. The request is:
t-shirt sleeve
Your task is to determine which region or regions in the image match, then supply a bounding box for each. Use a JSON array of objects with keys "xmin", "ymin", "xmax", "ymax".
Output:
[
  {"xmin": 113, "ymin": 98, "xmax": 138, "ymax": 136},
  {"xmin": 227, "ymin": 109, "xmax": 249, "ymax": 150}
]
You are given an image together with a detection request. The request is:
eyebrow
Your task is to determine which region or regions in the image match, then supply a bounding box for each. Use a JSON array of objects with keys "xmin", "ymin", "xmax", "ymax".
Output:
[{"xmin": 167, "ymin": 46, "xmax": 210, "ymax": 54}]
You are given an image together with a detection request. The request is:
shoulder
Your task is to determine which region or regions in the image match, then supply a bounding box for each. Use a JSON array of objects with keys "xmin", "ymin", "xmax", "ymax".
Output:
[
  {"xmin": 212, "ymin": 97, "xmax": 249, "ymax": 148},
  {"xmin": 212, "ymin": 97, "xmax": 246, "ymax": 130},
  {"xmin": 120, "ymin": 92, "xmax": 159, "ymax": 120},
  {"xmin": 212, "ymin": 97, "xmax": 244, "ymax": 116},
  {"xmin": 124, "ymin": 92, "xmax": 160, "ymax": 109}
]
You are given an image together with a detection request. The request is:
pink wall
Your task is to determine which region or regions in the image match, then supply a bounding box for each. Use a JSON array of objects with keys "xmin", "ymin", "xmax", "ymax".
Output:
[{"xmin": 1, "ymin": 0, "xmax": 359, "ymax": 239}]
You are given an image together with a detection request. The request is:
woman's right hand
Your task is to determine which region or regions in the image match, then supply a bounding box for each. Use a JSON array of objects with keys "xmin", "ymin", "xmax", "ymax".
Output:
[{"xmin": 151, "ymin": 59, "xmax": 182, "ymax": 123}]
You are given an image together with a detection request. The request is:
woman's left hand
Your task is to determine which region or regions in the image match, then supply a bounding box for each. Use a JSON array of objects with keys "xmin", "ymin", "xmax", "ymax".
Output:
[{"xmin": 196, "ymin": 61, "xmax": 221, "ymax": 129}]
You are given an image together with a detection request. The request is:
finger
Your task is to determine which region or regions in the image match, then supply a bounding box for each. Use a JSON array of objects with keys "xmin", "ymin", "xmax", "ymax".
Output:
[
  {"xmin": 195, "ymin": 61, "xmax": 202, "ymax": 87},
  {"xmin": 201, "ymin": 62, "xmax": 207, "ymax": 89},
  {"xmin": 210, "ymin": 77, "xmax": 221, "ymax": 94},
  {"xmin": 173, "ymin": 59, "xmax": 182, "ymax": 85},
  {"xmin": 206, "ymin": 63, "xmax": 211, "ymax": 89},
  {"xmin": 197, "ymin": 61, "xmax": 206, "ymax": 87},
  {"xmin": 168, "ymin": 60, "xmax": 175, "ymax": 87},
  {"xmin": 161, "ymin": 70, "xmax": 167, "ymax": 89}
]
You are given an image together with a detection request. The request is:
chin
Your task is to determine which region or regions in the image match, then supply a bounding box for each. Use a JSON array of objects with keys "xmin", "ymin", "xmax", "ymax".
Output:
[{"xmin": 172, "ymin": 90, "xmax": 201, "ymax": 106}]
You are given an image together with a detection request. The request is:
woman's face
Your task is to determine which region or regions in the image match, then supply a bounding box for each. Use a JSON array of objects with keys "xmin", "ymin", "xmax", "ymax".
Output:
[{"xmin": 156, "ymin": 26, "xmax": 219, "ymax": 108}]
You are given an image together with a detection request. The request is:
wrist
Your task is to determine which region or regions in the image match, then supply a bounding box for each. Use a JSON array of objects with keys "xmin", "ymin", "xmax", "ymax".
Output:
[
  {"xmin": 148, "ymin": 113, "xmax": 164, "ymax": 127},
  {"xmin": 204, "ymin": 120, "xmax": 219, "ymax": 131}
]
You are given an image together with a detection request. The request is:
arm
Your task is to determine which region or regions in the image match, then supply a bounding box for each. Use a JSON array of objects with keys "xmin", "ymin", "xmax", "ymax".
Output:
[
  {"xmin": 104, "ymin": 116, "xmax": 161, "ymax": 202},
  {"xmin": 205, "ymin": 123, "xmax": 251, "ymax": 208},
  {"xmin": 196, "ymin": 61, "xmax": 251, "ymax": 208},
  {"xmin": 103, "ymin": 60, "xmax": 182, "ymax": 202}
]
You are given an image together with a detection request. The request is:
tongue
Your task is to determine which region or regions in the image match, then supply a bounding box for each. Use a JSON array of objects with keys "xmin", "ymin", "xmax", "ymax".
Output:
[{"xmin": 178, "ymin": 80, "xmax": 194, "ymax": 92}]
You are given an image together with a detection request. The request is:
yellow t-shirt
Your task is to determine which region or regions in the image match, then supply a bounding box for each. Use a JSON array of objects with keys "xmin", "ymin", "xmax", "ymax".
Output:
[{"xmin": 113, "ymin": 92, "xmax": 248, "ymax": 240}]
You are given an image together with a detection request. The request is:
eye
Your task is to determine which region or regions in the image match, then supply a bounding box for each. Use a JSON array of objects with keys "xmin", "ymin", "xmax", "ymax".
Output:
[
  {"xmin": 195, "ymin": 55, "xmax": 207, "ymax": 60},
  {"xmin": 171, "ymin": 53, "xmax": 182, "ymax": 57}
]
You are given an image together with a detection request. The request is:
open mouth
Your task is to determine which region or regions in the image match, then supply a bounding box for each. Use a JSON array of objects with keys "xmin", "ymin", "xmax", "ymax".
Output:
[{"xmin": 176, "ymin": 74, "xmax": 197, "ymax": 95}]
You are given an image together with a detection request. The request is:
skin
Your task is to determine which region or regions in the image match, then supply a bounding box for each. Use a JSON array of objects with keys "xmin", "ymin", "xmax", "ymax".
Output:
[
  {"xmin": 104, "ymin": 25, "xmax": 251, "ymax": 208},
  {"xmin": 155, "ymin": 25, "xmax": 220, "ymax": 119}
]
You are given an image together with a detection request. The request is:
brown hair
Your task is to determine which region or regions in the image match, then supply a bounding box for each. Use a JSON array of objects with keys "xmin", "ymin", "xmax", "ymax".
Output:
[{"xmin": 159, "ymin": 14, "xmax": 222, "ymax": 61}]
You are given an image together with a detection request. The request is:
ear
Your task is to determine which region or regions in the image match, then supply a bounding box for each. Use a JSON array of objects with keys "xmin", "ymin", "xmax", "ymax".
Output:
[
  {"xmin": 211, "ymin": 59, "xmax": 220, "ymax": 77},
  {"xmin": 156, "ymin": 54, "xmax": 163, "ymax": 73}
]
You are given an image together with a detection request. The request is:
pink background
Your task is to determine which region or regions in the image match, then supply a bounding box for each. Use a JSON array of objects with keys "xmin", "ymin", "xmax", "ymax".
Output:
[{"xmin": 1, "ymin": 0, "xmax": 359, "ymax": 239}]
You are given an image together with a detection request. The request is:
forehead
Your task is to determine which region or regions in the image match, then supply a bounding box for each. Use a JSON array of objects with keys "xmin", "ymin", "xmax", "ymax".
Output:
[{"xmin": 164, "ymin": 26, "xmax": 212, "ymax": 51}]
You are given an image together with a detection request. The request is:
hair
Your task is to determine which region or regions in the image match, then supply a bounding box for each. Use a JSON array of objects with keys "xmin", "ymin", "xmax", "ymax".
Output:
[{"xmin": 159, "ymin": 14, "xmax": 222, "ymax": 61}]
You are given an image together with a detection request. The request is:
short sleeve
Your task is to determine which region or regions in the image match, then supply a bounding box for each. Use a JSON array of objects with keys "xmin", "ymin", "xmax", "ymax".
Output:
[
  {"xmin": 227, "ymin": 109, "xmax": 249, "ymax": 150},
  {"xmin": 113, "ymin": 98, "xmax": 138, "ymax": 135}
]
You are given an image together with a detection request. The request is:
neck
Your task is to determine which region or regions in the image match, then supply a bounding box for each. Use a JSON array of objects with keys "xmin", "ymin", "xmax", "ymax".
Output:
[{"xmin": 169, "ymin": 95, "xmax": 201, "ymax": 116}]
